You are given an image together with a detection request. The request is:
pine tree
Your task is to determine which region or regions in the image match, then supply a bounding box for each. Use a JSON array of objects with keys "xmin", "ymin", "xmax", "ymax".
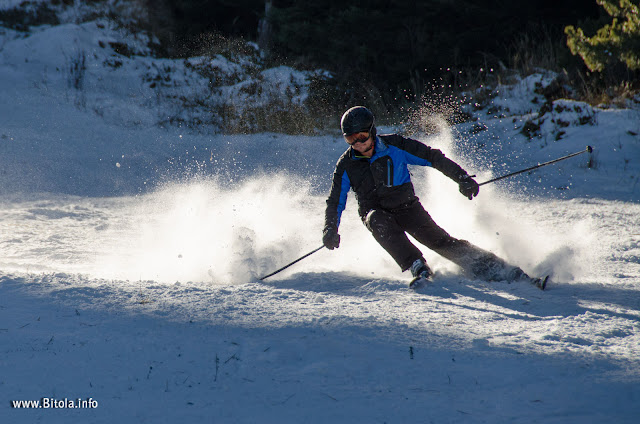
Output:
[{"xmin": 565, "ymin": 0, "xmax": 640, "ymax": 72}]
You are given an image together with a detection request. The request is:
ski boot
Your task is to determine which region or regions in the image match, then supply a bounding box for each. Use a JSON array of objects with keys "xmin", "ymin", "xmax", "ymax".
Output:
[
  {"xmin": 409, "ymin": 258, "xmax": 433, "ymax": 289},
  {"xmin": 507, "ymin": 267, "xmax": 548, "ymax": 290}
]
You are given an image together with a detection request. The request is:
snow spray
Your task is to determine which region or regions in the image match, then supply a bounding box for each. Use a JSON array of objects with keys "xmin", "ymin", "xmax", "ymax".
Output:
[
  {"xmin": 129, "ymin": 118, "xmax": 600, "ymax": 285},
  {"xmin": 86, "ymin": 173, "xmax": 400, "ymax": 284},
  {"xmin": 0, "ymin": 132, "xmax": 600, "ymax": 285}
]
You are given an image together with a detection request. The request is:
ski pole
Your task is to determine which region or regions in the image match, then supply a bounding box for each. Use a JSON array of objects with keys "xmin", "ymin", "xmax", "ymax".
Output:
[
  {"xmin": 479, "ymin": 146, "xmax": 593, "ymax": 186},
  {"xmin": 258, "ymin": 245, "xmax": 325, "ymax": 281}
]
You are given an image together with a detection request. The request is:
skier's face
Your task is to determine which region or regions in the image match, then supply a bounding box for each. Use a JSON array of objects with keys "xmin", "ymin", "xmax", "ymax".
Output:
[{"xmin": 345, "ymin": 132, "xmax": 374, "ymax": 157}]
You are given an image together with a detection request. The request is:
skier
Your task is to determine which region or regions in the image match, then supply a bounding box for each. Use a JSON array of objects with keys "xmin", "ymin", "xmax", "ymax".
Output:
[{"xmin": 323, "ymin": 106, "xmax": 540, "ymax": 288}]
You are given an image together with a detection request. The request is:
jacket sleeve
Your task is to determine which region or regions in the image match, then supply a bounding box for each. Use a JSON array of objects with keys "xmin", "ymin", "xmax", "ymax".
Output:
[
  {"xmin": 385, "ymin": 134, "xmax": 469, "ymax": 182},
  {"xmin": 324, "ymin": 157, "xmax": 351, "ymax": 232}
]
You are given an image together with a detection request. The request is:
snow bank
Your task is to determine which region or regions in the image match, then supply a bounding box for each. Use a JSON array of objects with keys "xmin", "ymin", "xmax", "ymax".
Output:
[{"xmin": 0, "ymin": 12, "xmax": 328, "ymax": 131}]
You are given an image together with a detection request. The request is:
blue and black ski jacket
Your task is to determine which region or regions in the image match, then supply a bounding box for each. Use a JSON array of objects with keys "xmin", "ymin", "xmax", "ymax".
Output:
[{"xmin": 324, "ymin": 134, "xmax": 468, "ymax": 233}]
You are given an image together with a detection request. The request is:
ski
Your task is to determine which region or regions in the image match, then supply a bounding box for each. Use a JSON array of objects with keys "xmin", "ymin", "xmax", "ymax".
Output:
[
  {"xmin": 408, "ymin": 271, "xmax": 439, "ymax": 289},
  {"xmin": 409, "ymin": 275, "xmax": 428, "ymax": 289},
  {"xmin": 409, "ymin": 273, "xmax": 549, "ymax": 290}
]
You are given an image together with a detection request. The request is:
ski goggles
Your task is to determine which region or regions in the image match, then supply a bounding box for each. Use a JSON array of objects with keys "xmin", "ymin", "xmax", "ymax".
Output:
[{"xmin": 345, "ymin": 132, "xmax": 371, "ymax": 145}]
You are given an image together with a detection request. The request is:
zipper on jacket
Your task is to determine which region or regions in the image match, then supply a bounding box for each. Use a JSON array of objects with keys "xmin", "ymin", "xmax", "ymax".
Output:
[{"xmin": 386, "ymin": 157, "xmax": 394, "ymax": 187}]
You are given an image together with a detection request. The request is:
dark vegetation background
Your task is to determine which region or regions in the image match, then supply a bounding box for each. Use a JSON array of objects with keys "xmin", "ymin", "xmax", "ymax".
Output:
[
  {"xmin": 146, "ymin": 0, "xmax": 638, "ymax": 121},
  {"xmin": 2, "ymin": 0, "xmax": 637, "ymax": 128}
]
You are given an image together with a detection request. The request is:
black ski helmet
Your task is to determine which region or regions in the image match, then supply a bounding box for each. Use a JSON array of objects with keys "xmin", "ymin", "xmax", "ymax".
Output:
[{"xmin": 341, "ymin": 106, "xmax": 376, "ymax": 139}]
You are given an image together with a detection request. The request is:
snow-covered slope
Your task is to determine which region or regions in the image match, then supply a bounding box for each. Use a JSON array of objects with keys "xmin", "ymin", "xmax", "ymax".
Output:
[
  {"xmin": 1, "ymin": 6, "xmax": 639, "ymax": 423},
  {"xmin": 454, "ymin": 71, "xmax": 640, "ymax": 201}
]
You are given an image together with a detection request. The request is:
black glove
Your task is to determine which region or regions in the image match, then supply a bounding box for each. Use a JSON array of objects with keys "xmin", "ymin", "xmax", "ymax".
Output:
[
  {"xmin": 322, "ymin": 228, "xmax": 340, "ymax": 250},
  {"xmin": 458, "ymin": 174, "xmax": 479, "ymax": 200}
]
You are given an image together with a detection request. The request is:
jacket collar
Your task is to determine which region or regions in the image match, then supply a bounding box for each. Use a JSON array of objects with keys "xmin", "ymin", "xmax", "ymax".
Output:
[{"xmin": 349, "ymin": 136, "xmax": 386, "ymax": 160}]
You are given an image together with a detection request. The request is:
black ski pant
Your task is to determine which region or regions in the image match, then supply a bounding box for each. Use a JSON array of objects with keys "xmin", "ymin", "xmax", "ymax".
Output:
[{"xmin": 364, "ymin": 200, "xmax": 514, "ymax": 280}]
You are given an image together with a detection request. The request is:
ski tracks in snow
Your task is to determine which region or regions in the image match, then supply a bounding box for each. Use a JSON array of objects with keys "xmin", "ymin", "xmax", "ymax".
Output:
[{"xmin": 1, "ymin": 196, "xmax": 640, "ymax": 422}]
